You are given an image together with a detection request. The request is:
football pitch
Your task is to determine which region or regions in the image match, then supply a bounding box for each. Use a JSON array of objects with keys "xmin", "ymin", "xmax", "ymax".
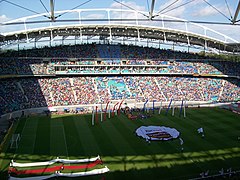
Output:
[{"xmin": 0, "ymin": 107, "xmax": 240, "ymax": 179}]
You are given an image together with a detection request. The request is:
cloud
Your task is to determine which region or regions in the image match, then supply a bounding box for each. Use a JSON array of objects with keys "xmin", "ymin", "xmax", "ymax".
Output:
[
  {"xmin": 110, "ymin": 1, "xmax": 145, "ymax": 11},
  {"xmin": 191, "ymin": 0, "xmax": 206, "ymax": 5},
  {"xmin": 156, "ymin": 0, "xmax": 230, "ymax": 20},
  {"xmin": 158, "ymin": 0, "xmax": 185, "ymax": 17},
  {"xmin": 0, "ymin": 15, "xmax": 12, "ymax": 34},
  {"xmin": 0, "ymin": 14, "xmax": 10, "ymax": 23},
  {"xmin": 109, "ymin": 1, "xmax": 147, "ymax": 25},
  {"xmin": 156, "ymin": 0, "xmax": 194, "ymax": 18},
  {"xmin": 85, "ymin": 13, "xmax": 106, "ymax": 19},
  {"xmin": 193, "ymin": 6, "xmax": 220, "ymax": 17},
  {"xmin": 192, "ymin": 1, "xmax": 234, "ymax": 18}
]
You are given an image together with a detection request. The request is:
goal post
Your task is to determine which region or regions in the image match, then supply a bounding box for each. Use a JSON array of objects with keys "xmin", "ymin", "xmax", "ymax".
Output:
[{"xmin": 10, "ymin": 134, "xmax": 21, "ymax": 149}]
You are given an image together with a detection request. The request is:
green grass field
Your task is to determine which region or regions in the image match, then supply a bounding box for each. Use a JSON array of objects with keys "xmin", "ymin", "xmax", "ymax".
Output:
[{"xmin": 0, "ymin": 107, "xmax": 240, "ymax": 180}]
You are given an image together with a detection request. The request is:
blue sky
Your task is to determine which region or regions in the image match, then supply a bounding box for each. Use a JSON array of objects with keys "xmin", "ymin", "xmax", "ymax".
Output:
[{"xmin": 0, "ymin": 0, "xmax": 239, "ymax": 41}]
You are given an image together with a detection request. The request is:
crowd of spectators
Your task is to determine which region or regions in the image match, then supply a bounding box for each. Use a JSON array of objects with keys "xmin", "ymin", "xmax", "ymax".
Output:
[
  {"xmin": 0, "ymin": 79, "xmax": 27, "ymax": 115},
  {"xmin": 19, "ymin": 79, "xmax": 47, "ymax": 108},
  {"xmin": 95, "ymin": 77, "xmax": 112, "ymax": 103},
  {"xmin": 2, "ymin": 58, "xmax": 234, "ymax": 75},
  {"xmin": 1, "ymin": 44, "xmax": 239, "ymax": 76},
  {"xmin": 155, "ymin": 77, "xmax": 224, "ymax": 101},
  {"xmin": 0, "ymin": 44, "xmax": 239, "ymax": 115},
  {"xmin": 0, "ymin": 58, "xmax": 17, "ymax": 74},
  {"xmin": 124, "ymin": 77, "xmax": 144, "ymax": 100},
  {"xmin": 108, "ymin": 78, "xmax": 131, "ymax": 100},
  {"xmin": 46, "ymin": 78, "xmax": 75, "ymax": 106},
  {"xmin": 0, "ymin": 76, "xmax": 239, "ymax": 115},
  {"xmin": 209, "ymin": 61, "xmax": 240, "ymax": 76},
  {"xmin": 220, "ymin": 79, "xmax": 240, "ymax": 102},
  {"xmin": 137, "ymin": 77, "xmax": 165, "ymax": 102},
  {"xmin": 73, "ymin": 77, "xmax": 98, "ymax": 104},
  {"xmin": 97, "ymin": 44, "xmax": 121, "ymax": 65}
]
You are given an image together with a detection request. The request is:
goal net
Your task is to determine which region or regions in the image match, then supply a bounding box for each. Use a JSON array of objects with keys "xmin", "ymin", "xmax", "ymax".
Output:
[{"xmin": 10, "ymin": 134, "xmax": 21, "ymax": 149}]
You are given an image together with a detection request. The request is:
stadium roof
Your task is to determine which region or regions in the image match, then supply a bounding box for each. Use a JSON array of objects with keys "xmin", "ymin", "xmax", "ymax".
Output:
[{"xmin": 0, "ymin": 0, "xmax": 240, "ymax": 52}]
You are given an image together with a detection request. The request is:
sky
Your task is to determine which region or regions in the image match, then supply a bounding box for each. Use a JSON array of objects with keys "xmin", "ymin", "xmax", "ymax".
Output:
[{"xmin": 0, "ymin": 0, "xmax": 239, "ymax": 42}]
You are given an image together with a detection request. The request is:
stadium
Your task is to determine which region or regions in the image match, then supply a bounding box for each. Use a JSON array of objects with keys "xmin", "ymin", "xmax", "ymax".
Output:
[{"xmin": 0, "ymin": 0, "xmax": 240, "ymax": 179}]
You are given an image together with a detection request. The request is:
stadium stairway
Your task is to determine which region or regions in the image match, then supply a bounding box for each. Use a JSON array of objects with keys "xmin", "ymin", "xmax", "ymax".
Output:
[
  {"xmin": 69, "ymin": 78, "xmax": 78, "ymax": 102},
  {"xmin": 154, "ymin": 77, "xmax": 167, "ymax": 101},
  {"xmin": 218, "ymin": 80, "xmax": 225, "ymax": 101}
]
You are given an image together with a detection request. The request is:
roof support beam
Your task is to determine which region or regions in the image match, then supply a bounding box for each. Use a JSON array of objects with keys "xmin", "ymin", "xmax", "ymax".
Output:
[
  {"xmin": 50, "ymin": 0, "xmax": 55, "ymax": 22},
  {"xmin": 232, "ymin": 0, "xmax": 240, "ymax": 24},
  {"xmin": 149, "ymin": 0, "xmax": 156, "ymax": 20}
]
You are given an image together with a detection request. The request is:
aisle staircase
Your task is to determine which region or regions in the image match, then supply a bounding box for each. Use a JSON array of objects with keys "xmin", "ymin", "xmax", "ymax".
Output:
[
  {"xmin": 69, "ymin": 78, "xmax": 77, "ymax": 102},
  {"xmin": 218, "ymin": 80, "xmax": 225, "ymax": 101},
  {"xmin": 92, "ymin": 78, "xmax": 101, "ymax": 102},
  {"xmin": 154, "ymin": 77, "xmax": 167, "ymax": 101},
  {"xmin": 123, "ymin": 78, "xmax": 132, "ymax": 97},
  {"xmin": 17, "ymin": 82, "xmax": 28, "ymax": 102}
]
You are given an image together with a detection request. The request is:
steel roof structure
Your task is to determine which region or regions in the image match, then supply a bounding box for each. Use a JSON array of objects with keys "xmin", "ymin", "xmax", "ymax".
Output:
[{"xmin": 0, "ymin": 8, "xmax": 239, "ymax": 52}]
